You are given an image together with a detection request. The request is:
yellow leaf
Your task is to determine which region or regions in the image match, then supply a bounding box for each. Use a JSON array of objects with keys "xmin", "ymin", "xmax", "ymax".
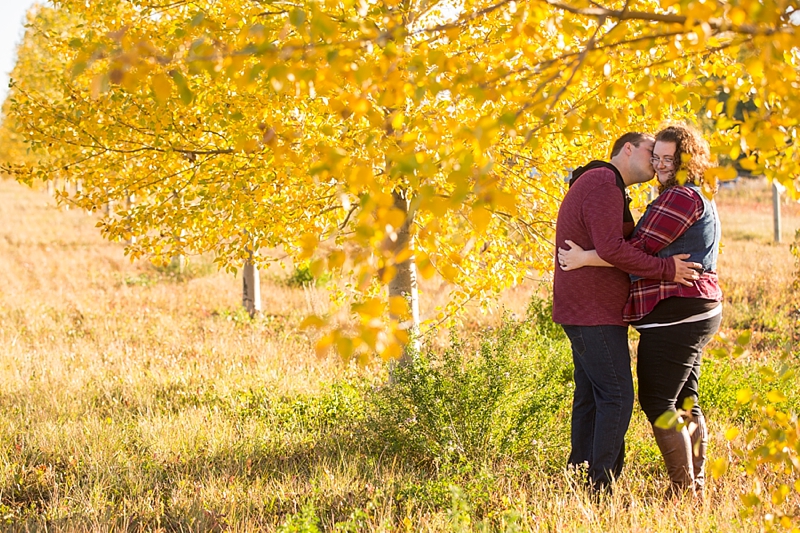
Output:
[
  {"xmin": 741, "ymin": 493, "xmax": 761, "ymax": 507},
  {"xmin": 416, "ymin": 254, "xmax": 436, "ymax": 279},
  {"xmin": 766, "ymin": 390, "xmax": 787, "ymax": 403},
  {"xmin": 738, "ymin": 157, "xmax": 758, "ymax": 171},
  {"xmin": 359, "ymin": 326, "xmax": 377, "ymax": 350},
  {"xmin": 393, "ymin": 328, "xmax": 409, "ymax": 345},
  {"xmin": 391, "ymin": 111, "xmax": 405, "ymax": 130},
  {"xmin": 300, "ymin": 315, "xmax": 326, "ymax": 329},
  {"xmin": 654, "ymin": 410, "xmax": 679, "ymax": 429},
  {"xmin": 351, "ymin": 298, "xmax": 384, "ymax": 319},
  {"xmin": 388, "ymin": 295, "xmax": 409, "ymax": 317},
  {"xmin": 755, "ymin": 135, "xmax": 777, "ymax": 151},
  {"xmin": 440, "ymin": 262, "xmax": 459, "ymax": 282},
  {"xmin": 335, "ymin": 335, "xmax": 354, "ymax": 360},
  {"xmin": 747, "ymin": 59, "xmax": 765, "ymax": 80},
  {"xmin": 151, "ymin": 73, "xmax": 172, "ymax": 104},
  {"xmin": 704, "ymin": 166, "xmax": 738, "ymax": 183},
  {"xmin": 379, "ymin": 265, "xmax": 397, "ymax": 284},
  {"xmin": 380, "ymin": 206, "xmax": 406, "ymax": 232},
  {"xmin": 728, "ymin": 7, "xmax": 746, "ymax": 25},
  {"xmin": 736, "ymin": 388, "xmax": 753, "ymax": 405},
  {"xmin": 328, "ymin": 250, "xmax": 345, "ymax": 270},
  {"xmin": 771, "ymin": 484, "xmax": 790, "ymax": 505},
  {"xmin": 235, "ymin": 138, "xmax": 259, "ymax": 153},
  {"xmin": 736, "ymin": 330, "xmax": 751, "ymax": 346},
  {"xmin": 299, "ymin": 234, "xmax": 318, "ymax": 259},
  {"xmin": 394, "ymin": 246, "xmax": 413, "ymax": 264},
  {"xmin": 380, "ymin": 341, "xmax": 403, "ymax": 362},
  {"xmin": 491, "ymin": 190, "xmax": 517, "ymax": 215},
  {"xmin": 470, "ymin": 205, "xmax": 492, "ymax": 233},
  {"xmin": 352, "ymin": 98, "xmax": 370, "ymax": 117},
  {"xmin": 301, "ymin": 260, "xmax": 322, "ymax": 282},
  {"xmin": 421, "ymin": 196, "xmax": 450, "ymax": 217},
  {"xmin": 315, "ymin": 333, "xmax": 334, "ymax": 357},
  {"xmin": 724, "ymin": 427, "xmax": 740, "ymax": 441},
  {"xmin": 709, "ymin": 458, "xmax": 728, "ymax": 480}
]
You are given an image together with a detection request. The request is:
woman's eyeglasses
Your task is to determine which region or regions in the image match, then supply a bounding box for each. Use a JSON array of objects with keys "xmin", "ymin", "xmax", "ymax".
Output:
[{"xmin": 650, "ymin": 156, "xmax": 675, "ymax": 167}]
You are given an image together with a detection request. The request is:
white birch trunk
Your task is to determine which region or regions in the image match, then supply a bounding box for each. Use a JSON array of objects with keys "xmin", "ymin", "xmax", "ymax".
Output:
[
  {"xmin": 170, "ymin": 202, "xmax": 185, "ymax": 274},
  {"xmin": 773, "ymin": 181, "xmax": 782, "ymax": 243},
  {"xmin": 388, "ymin": 190, "xmax": 421, "ymax": 365},
  {"xmin": 242, "ymin": 250, "xmax": 262, "ymax": 318},
  {"xmin": 63, "ymin": 180, "xmax": 70, "ymax": 210},
  {"xmin": 126, "ymin": 194, "xmax": 136, "ymax": 245},
  {"xmin": 170, "ymin": 254, "xmax": 185, "ymax": 274}
]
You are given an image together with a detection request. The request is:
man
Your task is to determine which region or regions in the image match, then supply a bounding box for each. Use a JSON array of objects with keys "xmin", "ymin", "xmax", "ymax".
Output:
[{"xmin": 552, "ymin": 132, "xmax": 702, "ymax": 493}]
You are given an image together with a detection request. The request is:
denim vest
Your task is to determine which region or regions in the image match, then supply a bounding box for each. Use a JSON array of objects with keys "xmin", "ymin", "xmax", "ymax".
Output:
[{"xmin": 631, "ymin": 184, "xmax": 720, "ymax": 282}]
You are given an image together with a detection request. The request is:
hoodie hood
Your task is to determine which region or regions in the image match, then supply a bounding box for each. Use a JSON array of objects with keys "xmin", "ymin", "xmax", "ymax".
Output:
[{"xmin": 569, "ymin": 160, "xmax": 634, "ymax": 225}]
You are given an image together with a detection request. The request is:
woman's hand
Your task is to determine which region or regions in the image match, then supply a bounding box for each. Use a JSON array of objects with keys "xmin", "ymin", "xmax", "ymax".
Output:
[{"xmin": 558, "ymin": 240, "xmax": 609, "ymax": 270}]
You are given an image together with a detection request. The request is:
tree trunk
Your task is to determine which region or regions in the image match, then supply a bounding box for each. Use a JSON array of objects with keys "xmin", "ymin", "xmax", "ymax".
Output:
[
  {"xmin": 242, "ymin": 248, "xmax": 261, "ymax": 318},
  {"xmin": 170, "ymin": 202, "xmax": 185, "ymax": 274},
  {"xmin": 126, "ymin": 194, "xmax": 136, "ymax": 245},
  {"xmin": 388, "ymin": 190, "xmax": 421, "ymax": 365},
  {"xmin": 170, "ymin": 254, "xmax": 185, "ymax": 274},
  {"xmin": 773, "ymin": 181, "xmax": 782, "ymax": 243},
  {"xmin": 63, "ymin": 180, "xmax": 70, "ymax": 210}
]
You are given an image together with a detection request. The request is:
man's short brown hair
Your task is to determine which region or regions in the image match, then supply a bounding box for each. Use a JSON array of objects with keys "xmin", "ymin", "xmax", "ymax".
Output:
[{"xmin": 610, "ymin": 132, "xmax": 652, "ymax": 158}]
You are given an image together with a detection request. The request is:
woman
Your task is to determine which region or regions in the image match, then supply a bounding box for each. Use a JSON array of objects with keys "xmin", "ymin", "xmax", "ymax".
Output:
[{"xmin": 558, "ymin": 124, "xmax": 722, "ymax": 496}]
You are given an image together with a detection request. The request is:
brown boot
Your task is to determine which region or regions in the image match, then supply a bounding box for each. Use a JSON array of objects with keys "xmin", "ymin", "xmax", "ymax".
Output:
[
  {"xmin": 689, "ymin": 415, "xmax": 708, "ymax": 495},
  {"xmin": 652, "ymin": 422, "xmax": 695, "ymax": 496}
]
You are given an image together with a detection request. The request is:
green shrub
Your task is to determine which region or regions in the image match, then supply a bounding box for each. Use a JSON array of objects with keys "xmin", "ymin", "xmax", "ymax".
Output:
[
  {"xmin": 367, "ymin": 298, "xmax": 573, "ymax": 470},
  {"xmin": 277, "ymin": 503, "xmax": 321, "ymax": 533},
  {"xmin": 152, "ymin": 254, "xmax": 215, "ymax": 281},
  {"xmin": 231, "ymin": 380, "xmax": 368, "ymax": 433},
  {"xmin": 284, "ymin": 262, "xmax": 331, "ymax": 288},
  {"xmin": 701, "ymin": 356, "xmax": 800, "ymax": 422}
]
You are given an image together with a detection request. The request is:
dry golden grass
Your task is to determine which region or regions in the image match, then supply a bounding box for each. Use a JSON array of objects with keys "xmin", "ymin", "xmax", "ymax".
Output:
[
  {"xmin": 0, "ymin": 177, "xmax": 797, "ymax": 531},
  {"xmin": 716, "ymin": 177, "xmax": 799, "ymax": 284},
  {"xmin": 715, "ymin": 178, "xmax": 800, "ymax": 351},
  {"xmin": 0, "ymin": 182, "xmax": 349, "ymax": 396}
]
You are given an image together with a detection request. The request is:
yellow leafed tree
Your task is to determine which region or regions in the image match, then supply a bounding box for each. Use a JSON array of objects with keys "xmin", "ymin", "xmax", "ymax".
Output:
[{"xmin": 2, "ymin": 0, "xmax": 800, "ymax": 361}]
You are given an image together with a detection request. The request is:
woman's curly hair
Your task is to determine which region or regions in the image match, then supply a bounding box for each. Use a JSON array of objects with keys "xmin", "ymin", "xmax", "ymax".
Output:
[{"xmin": 655, "ymin": 124, "xmax": 715, "ymax": 193}]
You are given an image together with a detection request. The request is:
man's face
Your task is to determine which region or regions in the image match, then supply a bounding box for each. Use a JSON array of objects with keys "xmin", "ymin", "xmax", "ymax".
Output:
[{"xmin": 629, "ymin": 139, "xmax": 655, "ymax": 184}]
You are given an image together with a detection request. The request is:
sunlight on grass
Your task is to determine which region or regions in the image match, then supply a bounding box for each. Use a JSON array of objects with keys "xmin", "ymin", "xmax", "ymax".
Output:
[{"xmin": 0, "ymin": 178, "xmax": 797, "ymax": 530}]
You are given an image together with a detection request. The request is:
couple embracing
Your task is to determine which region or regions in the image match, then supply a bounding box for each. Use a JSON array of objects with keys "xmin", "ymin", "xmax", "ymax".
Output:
[{"xmin": 552, "ymin": 124, "xmax": 723, "ymax": 497}]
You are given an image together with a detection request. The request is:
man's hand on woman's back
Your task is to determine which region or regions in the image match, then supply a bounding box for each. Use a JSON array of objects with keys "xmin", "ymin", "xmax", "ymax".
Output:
[{"xmin": 671, "ymin": 254, "xmax": 703, "ymax": 286}]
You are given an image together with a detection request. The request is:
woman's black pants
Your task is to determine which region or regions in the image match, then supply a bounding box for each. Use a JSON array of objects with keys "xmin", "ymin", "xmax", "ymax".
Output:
[{"xmin": 636, "ymin": 314, "xmax": 722, "ymax": 424}]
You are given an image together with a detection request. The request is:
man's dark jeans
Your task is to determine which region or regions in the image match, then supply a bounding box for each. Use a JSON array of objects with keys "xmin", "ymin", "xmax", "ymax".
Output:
[{"xmin": 562, "ymin": 325, "xmax": 634, "ymax": 491}]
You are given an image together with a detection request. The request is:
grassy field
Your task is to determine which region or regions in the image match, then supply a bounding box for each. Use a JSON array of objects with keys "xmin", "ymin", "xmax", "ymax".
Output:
[{"xmin": 0, "ymin": 177, "xmax": 798, "ymax": 531}]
